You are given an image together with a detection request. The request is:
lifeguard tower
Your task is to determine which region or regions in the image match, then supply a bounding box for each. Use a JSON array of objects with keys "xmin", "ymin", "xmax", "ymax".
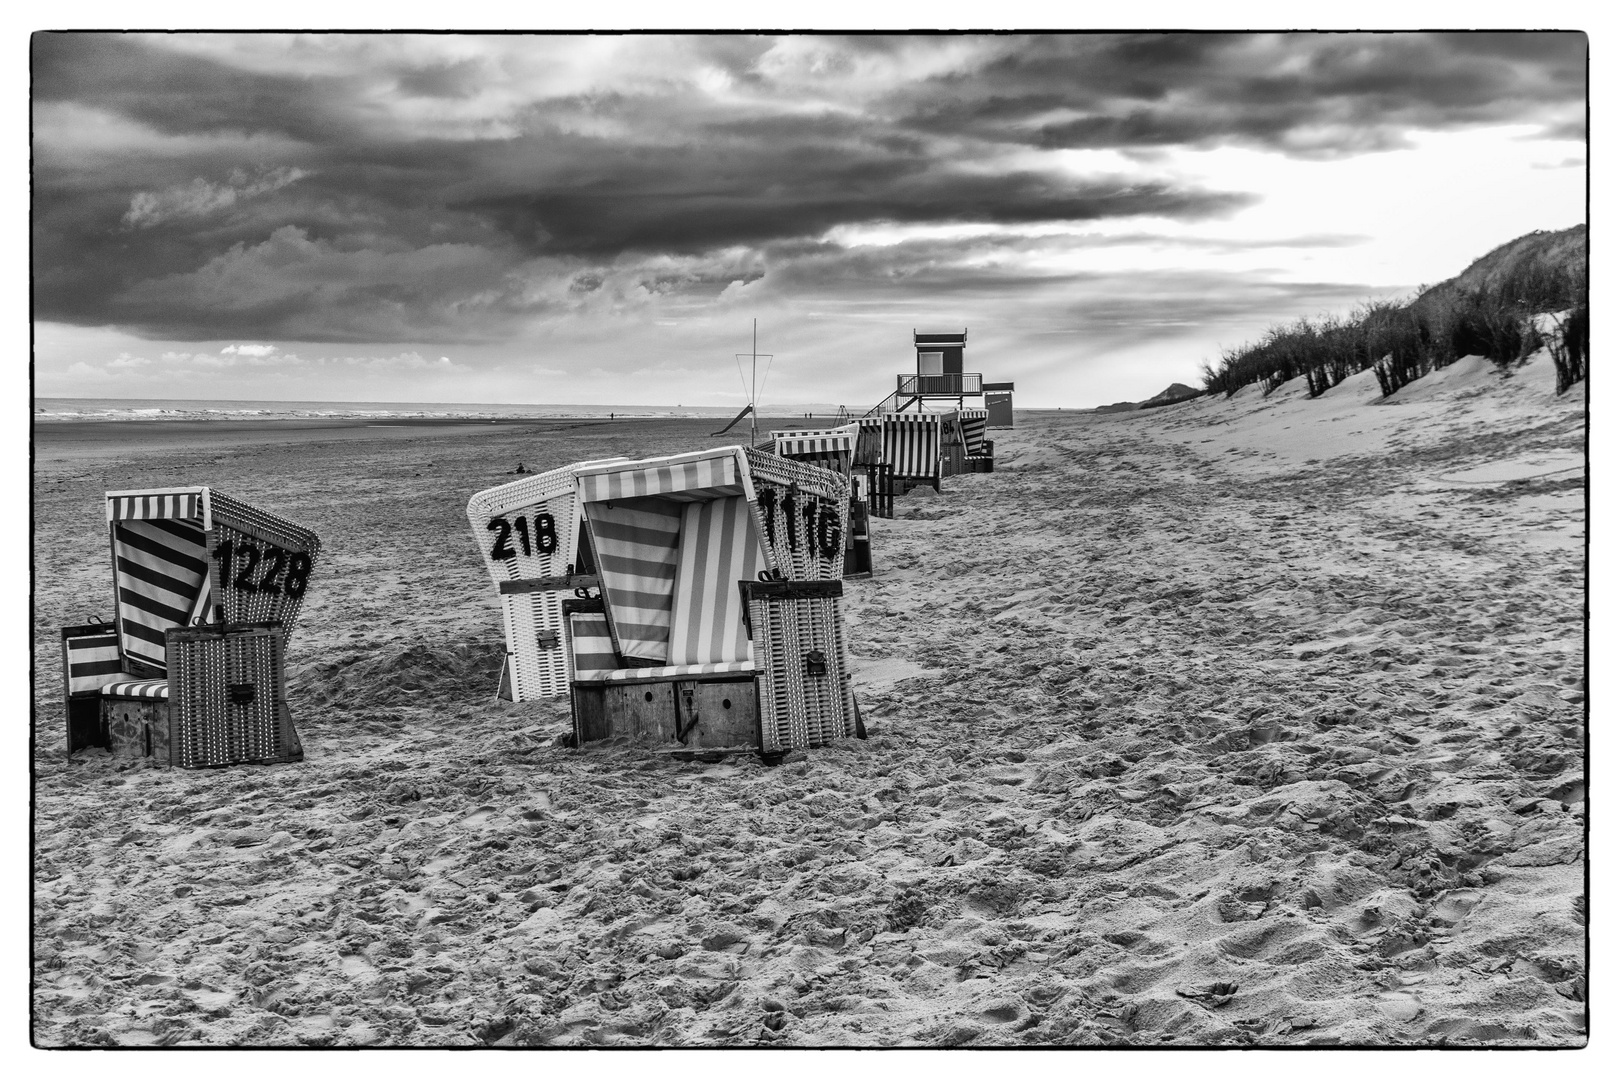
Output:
[{"xmin": 864, "ymin": 330, "xmax": 1014, "ymax": 426}]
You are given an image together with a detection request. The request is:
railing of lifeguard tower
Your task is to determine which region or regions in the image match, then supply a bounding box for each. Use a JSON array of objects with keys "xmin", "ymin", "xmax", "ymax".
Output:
[{"xmin": 896, "ymin": 372, "xmax": 982, "ymax": 397}]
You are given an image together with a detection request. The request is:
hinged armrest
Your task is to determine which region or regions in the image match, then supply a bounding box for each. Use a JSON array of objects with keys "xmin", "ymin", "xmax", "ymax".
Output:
[
  {"xmin": 737, "ymin": 578, "xmax": 844, "ymax": 636},
  {"xmin": 499, "ymin": 574, "xmax": 601, "ymax": 596}
]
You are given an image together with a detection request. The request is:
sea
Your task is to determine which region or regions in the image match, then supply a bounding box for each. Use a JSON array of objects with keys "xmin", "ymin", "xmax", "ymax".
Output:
[{"xmin": 33, "ymin": 398, "xmax": 836, "ymax": 423}]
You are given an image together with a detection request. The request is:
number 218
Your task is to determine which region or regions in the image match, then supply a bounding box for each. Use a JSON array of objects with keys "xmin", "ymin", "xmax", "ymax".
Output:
[{"xmin": 488, "ymin": 512, "xmax": 558, "ymax": 560}]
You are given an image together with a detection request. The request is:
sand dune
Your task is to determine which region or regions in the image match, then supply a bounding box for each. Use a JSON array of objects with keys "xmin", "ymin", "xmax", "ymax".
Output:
[{"xmin": 31, "ymin": 354, "xmax": 1584, "ymax": 1046}]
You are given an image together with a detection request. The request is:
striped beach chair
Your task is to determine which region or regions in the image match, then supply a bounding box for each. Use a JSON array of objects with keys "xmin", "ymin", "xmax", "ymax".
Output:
[
  {"xmin": 61, "ymin": 487, "xmax": 319, "ymax": 764},
  {"xmin": 881, "ymin": 411, "xmax": 944, "ymax": 492},
  {"xmin": 466, "ymin": 458, "xmax": 626, "ymax": 703},
  {"xmin": 771, "ymin": 425, "xmax": 857, "ymax": 479},
  {"xmin": 562, "ymin": 446, "xmax": 858, "ymax": 755},
  {"xmin": 959, "ymin": 407, "xmax": 995, "ymax": 472},
  {"xmin": 852, "ymin": 416, "xmax": 884, "ymax": 468},
  {"xmin": 937, "ymin": 409, "xmax": 969, "ymax": 478}
]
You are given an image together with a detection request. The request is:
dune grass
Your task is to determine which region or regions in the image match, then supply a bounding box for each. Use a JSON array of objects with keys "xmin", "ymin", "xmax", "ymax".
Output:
[{"xmin": 1200, "ymin": 226, "xmax": 1588, "ymax": 400}]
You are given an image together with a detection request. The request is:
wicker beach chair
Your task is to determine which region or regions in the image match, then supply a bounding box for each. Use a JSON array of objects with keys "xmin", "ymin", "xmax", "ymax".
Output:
[
  {"xmin": 554, "ymin": 446, "xmax": 858, "ymax": 755},
  {"xmin": 466, "ymin": 458, "xmax": 626, "ymax": 702},
  {"xmin": 60, "ymin": 487, "xmax": 319, "ymax": 766}
]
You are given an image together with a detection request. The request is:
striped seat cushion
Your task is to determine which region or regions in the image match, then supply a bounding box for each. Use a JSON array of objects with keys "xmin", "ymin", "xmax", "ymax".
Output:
[
  {"xmin": 63, "ymin": 630, "xmax": 125, "ymax": 695},
  {"xmin": 568, "ymin": 612, "xmax": 619, "ymax": 678},
  {"xmin": 101, "ymin": 678, "xmax": 170, "ymax": 700},
  {"xmin": 584, "ymin": 497, "xmax": 683, "ymax": 663},
  {"xmin": 667, "ymin": 495, "xmax": 766, "ymax": 667},
  {"xmin": 573, "ymin": 660, "xmax": 756, "ymax": 684}
]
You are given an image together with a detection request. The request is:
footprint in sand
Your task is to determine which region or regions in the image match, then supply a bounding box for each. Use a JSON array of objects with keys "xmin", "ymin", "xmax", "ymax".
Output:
[
  {"xmin": 1376, "ymin": 991, "xmax": 1422, "ymax": 1023},
  {"xmin": 458, "ymin": 805, "xmax": 499, "ymax": 827}
]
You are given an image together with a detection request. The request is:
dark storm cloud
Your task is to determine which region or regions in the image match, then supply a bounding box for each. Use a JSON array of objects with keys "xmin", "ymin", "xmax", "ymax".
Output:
[
  {"xmin": 30, "ymin": 31, "xmax": 1583, "ymax": 344},
  {"xmin": 897, "ymin": 32, "xmax": 1586, "ymax": 158}
]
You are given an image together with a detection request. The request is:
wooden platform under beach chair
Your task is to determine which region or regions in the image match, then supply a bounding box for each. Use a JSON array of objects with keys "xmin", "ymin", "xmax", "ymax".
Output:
[
  {"xmin": 59, "ymin": 487, "xmax": 319, "ymax": 766},
  {"xmin": 509, "ymin": 446, "xmax": 859, "ymax": 756},
  {"xmin": 466, "ymin": 458, "xmax": 627, "ymax": 703}
]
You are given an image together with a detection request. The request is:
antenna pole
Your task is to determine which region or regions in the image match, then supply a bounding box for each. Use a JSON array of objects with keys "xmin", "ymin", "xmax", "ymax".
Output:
[{"xmin": 750, "ymin": 318, "xmax": 758, "ymax": 446}]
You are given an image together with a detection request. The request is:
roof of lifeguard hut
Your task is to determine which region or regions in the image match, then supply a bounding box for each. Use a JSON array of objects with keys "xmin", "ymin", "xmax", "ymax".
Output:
[{"xmin": 913, "ymin": 330, "xmax": 966, "ymax": 347}]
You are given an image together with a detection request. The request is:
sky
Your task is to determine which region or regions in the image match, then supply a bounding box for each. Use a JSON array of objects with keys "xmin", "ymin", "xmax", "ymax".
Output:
[{"xmin": 30, "ymin": 31, "xmax": 1587, "ymax": 409}]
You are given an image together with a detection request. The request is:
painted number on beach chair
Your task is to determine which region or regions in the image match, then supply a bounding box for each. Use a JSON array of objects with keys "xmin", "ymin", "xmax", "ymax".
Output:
[
  {"xmin": 488, "ymin": 513, "xmax": 558, "ymax": 561},
  {"xmin": 214, "ymin": 541, "xmax": 312, "ymax": 599}
]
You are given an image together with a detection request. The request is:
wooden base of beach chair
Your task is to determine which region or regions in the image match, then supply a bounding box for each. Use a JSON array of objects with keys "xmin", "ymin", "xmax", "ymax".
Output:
[
  {"xmin": 66, "ymin": 697, "xmax": 110, "ymax": 755},
  {"xmin": 106, "ymin": 699, "xmax": 172, "ymax": 762},
  {"xmin": 572, "ymin": 675, "xmax": 761, "ymax": 752}
]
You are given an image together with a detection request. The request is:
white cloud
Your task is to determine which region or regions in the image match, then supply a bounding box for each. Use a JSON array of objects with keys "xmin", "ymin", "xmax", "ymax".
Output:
[
  {"xmin": 122, "ymin": 166, "xmax": 309, "ymax": 229},
  {"xmin": 221, "ymin": 343, "xmax": 280, "ymax": 357},
  {"xmin": 314, "ymin": 351, "xmax": 471, "ymax": 373}
]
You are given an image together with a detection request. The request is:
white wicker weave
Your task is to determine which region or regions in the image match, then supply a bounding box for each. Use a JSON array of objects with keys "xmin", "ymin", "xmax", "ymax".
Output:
[{"xmin": 467, "ymin": 458, "xmax": 625, "ymax": 702}]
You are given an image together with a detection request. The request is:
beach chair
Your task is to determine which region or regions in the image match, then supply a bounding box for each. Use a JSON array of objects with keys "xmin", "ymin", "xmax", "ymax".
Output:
[
  {"xmin": 558, "ymin": 446, "xmax": 858, "ymax": 755},
  {"xmin": 881, "ymin": 411, "xmax": 944, "ymax": 493},
  {"xmin": 465, "ymin": 458, "xmax": 626, "ymax": 702},
  {"xmin": 60, "ymin": 487, "xmax": 320, "ymax": 766},
  {"xmin": 770, "ymin": 424, "xmax": 872, "ymax": 576},
  {"xmin": 853, "ymin": 417, "xmax": 884, "ymax": 468},
  {"xmin": 937, "ymin": 409, "xmax": 968, "ymax": 478},
  {"xmin": 959, "ymin": 408, "xmax": 994, "ymax": 472}
]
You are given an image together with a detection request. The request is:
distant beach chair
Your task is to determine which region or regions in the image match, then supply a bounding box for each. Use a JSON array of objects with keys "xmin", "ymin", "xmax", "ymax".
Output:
[
  {"xmin": 937, "ymin": 409, "xmax": 969, "ymax": 478},
  {"xmin": 770, "ymin": 424, "xmax": 872, "ymax": 577},
  {"xmin": 60, "ymin": 487, "xmax": 320, "ymax": 766},
  {"xmin": 959, "ymin": 407, "xmax": 995, "ymax": 472},
  {"xmin": 853, "ymin": 416, "xmax": 884, "ymax": 468},
  {"xmin": 881, "ymin": 411, "xmax": 945, "ymax": 493},
  {"xmin": 466, "ymin": 457, "xmax": 627, "ymax": 702},
  {"xmin": 558, "ymin": 446, "xmax": 859, "ymax": 755}
]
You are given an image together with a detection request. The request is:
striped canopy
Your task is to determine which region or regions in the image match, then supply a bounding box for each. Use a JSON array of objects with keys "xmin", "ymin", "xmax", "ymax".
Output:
[
  {"xmin": 107, "ymin": 499, "xmax": 213, "ymax": 672},
  {"xmin": 107, "ymin": 489, "xmax": 207, "ymax": 526},
  {"xmin": 583, "ymin": 497, "xmax": 683, "ymax": 663},
  {"xmin": 959, "ymin": 408, "xmax": 989, "ymax": 455},
  {"xmin": 576, "ymin": 447, "xmax": 751, "ymax": 504},
  {"xmin": 770, "ymin": 426, "xmax": 856, "ymax": 458},
  {"xmin": 668, "ymin": 495, "xmax": 766, "ymax": 666}
]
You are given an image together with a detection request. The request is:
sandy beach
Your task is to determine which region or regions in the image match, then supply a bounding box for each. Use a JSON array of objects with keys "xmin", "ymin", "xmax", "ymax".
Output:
[{"xmin": 30, "ymin": 354, "xmax": 1585, "ymax": 1047}]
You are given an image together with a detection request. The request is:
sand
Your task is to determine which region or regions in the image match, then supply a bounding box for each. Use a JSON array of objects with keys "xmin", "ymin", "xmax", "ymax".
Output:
[{"xmin": 30, "ymin": 355, "xmax": 1585, "ymax": 1047}]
